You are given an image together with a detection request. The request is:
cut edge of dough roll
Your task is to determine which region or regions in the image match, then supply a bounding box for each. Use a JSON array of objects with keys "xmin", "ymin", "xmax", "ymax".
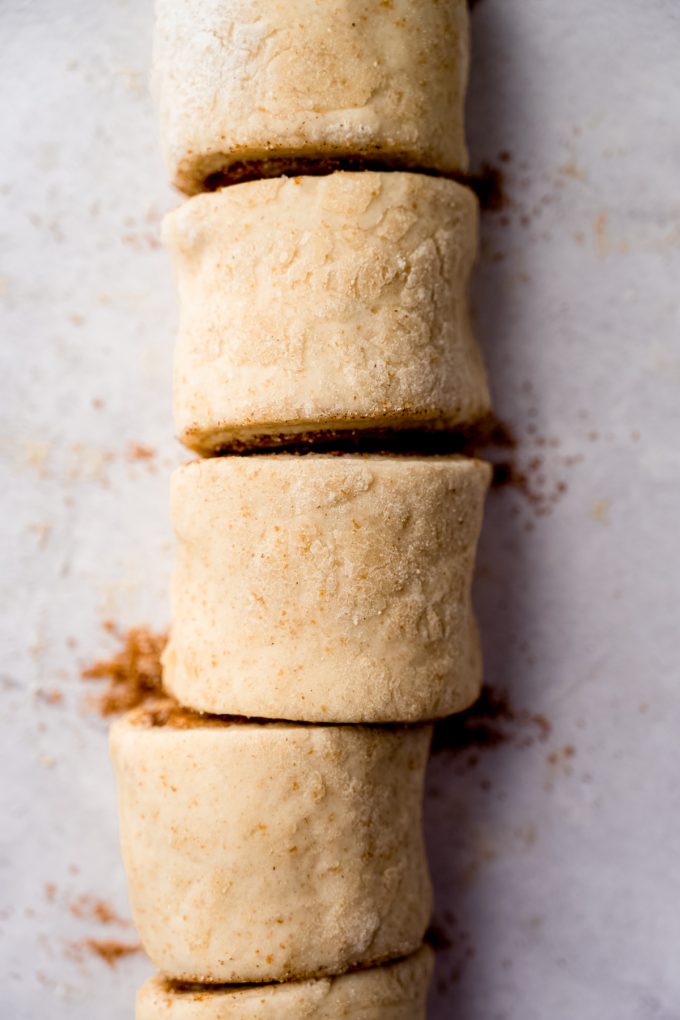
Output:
[
  {"xmin": 164, "ymin": 171, "xmax": 489, "ymax": 454},
  {"xmin": 163, "ymin": 453, "xmax": 491, "ymax": 723},
  {"xmin": 110, "ymin": 705, "xmax": 433, "ymax": 983},
  {"xmin": 152, "ymin": 0, "xmax": 470, "ymax": 195},
  {"xmin": 136, "ymin": 946, "xmax": 434, "ymax": 1018}
]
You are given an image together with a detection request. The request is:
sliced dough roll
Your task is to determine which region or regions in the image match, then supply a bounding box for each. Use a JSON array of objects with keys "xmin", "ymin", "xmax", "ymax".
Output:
[
  {"xmin": 164, "ymin": 172, "xmax": 489, "ymax": 454},
  {"xmin": 111, "ymin": 703, "xmax": 432, "ymax": 983},
  {"xmin": 136, "ymin": 947, "xmax": 434, "ymax": 1019},
  {"xmin": 153, "ymin": 0, "xmax": 470, "ymax": 195},
  {"xmin": 163, "ymin": 454, "xmax": 491, "ymax": 722}
]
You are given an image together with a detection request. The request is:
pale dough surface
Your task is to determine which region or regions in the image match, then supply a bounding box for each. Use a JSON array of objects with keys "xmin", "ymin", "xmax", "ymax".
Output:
[
  {"xmin": 164, "ymin": 172, "xmax": 489, "ymax": 453},
  {"xmin": 152, "ymin": 0, "xmax": 470, "ymax": 194},
  {"xmin": 136, "ymin": 947, "xmax": 434, "ymax": 1019},
  {"xmin": 163, "ymin": 454, "xmax": 491, "ymax": 722},
  {"xmin": 111, "ymin": 708, "xmax": 432, "ymax": 983}
]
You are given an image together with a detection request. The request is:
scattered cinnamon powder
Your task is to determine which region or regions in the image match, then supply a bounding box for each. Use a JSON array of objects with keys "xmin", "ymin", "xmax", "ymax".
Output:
[
  {"xmin": 466, "ymin": 163, "xmax": 507, "ymax": 212},
  {"xmin": 69, "ymin": 894, "xmax": 131, "ymax": 927},
  {"xmin": 70, "ymin": 939, "xmax": 141, "ymax": 968},
  {"xmin": 122, "ymin": 230, "xmax": 161, "ymax": 251},
  {"xmin": 462, "ymin": 410, "xmax": 579, "ymax": 518},
  {"xmin": 560, "ymin": 161, "xmax": 587, "ymax": 181},
  {"xmin": 546, "ymin": 745, "xmax": 577, "ymax": 779},
  {"xmin": 432, "ymin": 684, "xmax": 551, "ymax": 760},
  {"xmin": 491, "ymin": 458, "xmax": 569, "ymax": 515},
  {"xmin": 425, "ymin": 923, "xmax": 452, "ymax": 951},
  {"xmin": 35, "ymin": 688, "xmax": 63, "ymax": 706},
  {"xmin": 460, "ymin": 411, "xmax": 517, "ymax": 455},
  {"xmin": 81, "ymin": 624, "xmax": 167, "ymax": 715},
  {"xmin": 127, "ymin": 442, "xmax": 156, "ymax": 462},
  {"xmin": 428, "ymin": 911, "xmax": 476, "ymax": 992}
]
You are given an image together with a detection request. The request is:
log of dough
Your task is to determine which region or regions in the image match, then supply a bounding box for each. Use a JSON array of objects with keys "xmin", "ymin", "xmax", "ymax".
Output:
[
  {"xmin": 163, "ymin": 454, "xmax": 491, "ymax": 722},
  {"xmin": 136, "ymin": 946, "xmax": 434, "ymax": 1019},
  {"xmin": 164, "ymin": 172, "xmax": 489, "ymax": 454},
  {"xmin": 152, "ymin": 0, "xmax": 470, "ymax": 195},
  {"xmin": 110, "ymin": 703, "xmax": 432, "ymax": 982}
]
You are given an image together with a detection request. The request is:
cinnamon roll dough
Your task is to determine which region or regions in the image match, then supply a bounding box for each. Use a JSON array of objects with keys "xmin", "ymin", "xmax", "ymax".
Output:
[
  {"xmin": 110, "ymin": 704, "xmax": 432, "ymax": 982},
  {"xmin": 163, "ymin": 454, "xmax": 491, "ymax": 722},
  {"xmin": 164, "ymin": 172, "xmax": 489, "ymax": 453},
  {"xmin": 136, "ymin": 947, "xmax": 434, "ymax": 1019},
  {"xmin": 153, "ymin": 0, "xmax": 470, "ymax": 194}
]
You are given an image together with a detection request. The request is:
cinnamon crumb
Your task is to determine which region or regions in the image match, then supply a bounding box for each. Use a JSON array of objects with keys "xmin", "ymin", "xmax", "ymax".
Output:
[{"xmin": 81, "ymin": 625, "xmax": 167, "ymax": 715}]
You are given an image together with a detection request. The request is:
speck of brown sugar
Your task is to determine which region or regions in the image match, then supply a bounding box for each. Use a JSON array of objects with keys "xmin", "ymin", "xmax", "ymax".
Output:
[{"xmin": 81, "ymin": 624, "xmax": 167, "ymax": 716}]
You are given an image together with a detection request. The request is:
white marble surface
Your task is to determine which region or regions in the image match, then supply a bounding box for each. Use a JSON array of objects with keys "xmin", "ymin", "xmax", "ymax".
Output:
[{"xmin": 1, "ymin": 1, "xmax": 679, "ymax": 1017}]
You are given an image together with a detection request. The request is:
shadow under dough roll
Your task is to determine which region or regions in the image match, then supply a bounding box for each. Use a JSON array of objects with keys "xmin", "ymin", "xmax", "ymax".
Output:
[
  {"xmin": 163, "ymin": 454, "xmax": 491, "ymax": 722},
  {"xmin": 164, "ymin": 172, "xmax": 489, "ymax": 453},
  {"xmin": 152, "ymin": 0, "xmax": 470, "ymax": 194},
  {"xmin": 111, "ymin": 704, "xmax": 432, "ymax": 983}
]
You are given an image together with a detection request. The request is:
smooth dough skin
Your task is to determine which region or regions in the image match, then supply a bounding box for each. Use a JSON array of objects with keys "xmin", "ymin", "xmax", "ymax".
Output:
[
  {"xmin": 163, "ymin": 454, "xmax": 491, "ymax": 722},
  {"xmin": 164, "ymin": 172, "xmax": 489, "ymax": 454},
  {"xmin": 152, "ymin": 0, "xmax": 470, "ymax": 195},
  {"xmin": 136, "ymin": 947, "xmax": 434, "ymax": 1019},
  {"xmin": 110, "ymin": 707, "xmax": 433, "ymax": 983}
]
